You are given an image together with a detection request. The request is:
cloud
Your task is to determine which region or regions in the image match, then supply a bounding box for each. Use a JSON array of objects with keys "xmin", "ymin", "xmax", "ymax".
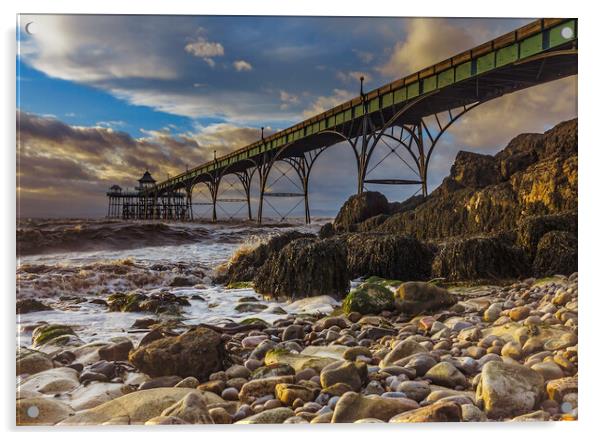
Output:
[
  {"xmin": 185, "ymin": 35, "xmax": 225, "ymax": 68},
  {"xmin": 233, "ymin": 60, "xmax": 253, "ymax": 71},
  {"xmin": 279, "ymin": 90, "xmax": 300, "ymax": 110},
  {"xmin": 378, "ymin": 18, "xmax": 475, "ymax": 79},
  {"xmin": 446, "ymin": 76, "xmax": 577, "ymax": 149},
  {"xmin": 16, "ymin": 111, "xmax": 265, "ymax": 217},
  {"xmin": 302, "ymin": 89, "xmax": 355, "ymax": 118},
  {"xmin": 185, "ymin": 38, "xmax": 225, "ymax": 58},
  {"xmin": 336, "ymin": 71, "xmax": 371, "ymax": 85}
]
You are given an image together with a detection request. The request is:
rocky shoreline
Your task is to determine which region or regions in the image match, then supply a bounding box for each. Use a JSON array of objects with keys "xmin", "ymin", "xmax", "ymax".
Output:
[
  {"xmin": 16, "ymin": 274, "xmax": 578, "ymax": 425},
  {"xmin": 16, "ymin": 119, "xmax": 578, "ymax": 425}
]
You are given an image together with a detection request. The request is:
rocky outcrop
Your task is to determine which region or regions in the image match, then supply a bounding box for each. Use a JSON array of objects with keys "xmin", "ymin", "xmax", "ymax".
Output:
[
  {"xmin": 128, "ymin": 327, "xmax": 225, "ymax": 380},
  {"xmin": 368, "ymin": 119, "xmax": 577, "ymax": 278},
  {"xmin": 341, "ymin": 233, "xmax": 434, "ymax": 280},
  {"xmin": 533, "ymin": 231, "xmax": 577, "ymax": 277},
  {"xmin": 253, "ymin": 238, "xmax": 349, "ymax": 300},
  {"xmin": 516, "ymin": 211, "xmax": 577, "ymax": 258},
  {"xmin": 333, "ymin": 191, "xmax": 389, "ymax": 232},
  {"xmin": 215, "ymin": 231, "xmax": 314, "ymax": 284},
  {"xmin": 431, "ymin": 235, "xmax": 529, "ymax": 281}
]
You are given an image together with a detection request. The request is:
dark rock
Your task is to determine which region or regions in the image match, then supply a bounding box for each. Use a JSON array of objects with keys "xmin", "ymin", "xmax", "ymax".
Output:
[
  {"xmin": 98, "ymin": 340, "xmax": 134, "ymax": 361},
  {"xmin": 106, "ymin": 292, "xmax": 189, "ymax": 314},
  {"xmin": 318, "ymin": 222, "xmax": 335, "ymax": 239},
  {"xmin": 254, "ymin": 237, "xmax": 349, "ymax": 300},
  {"xmin": 16, "ymin": 299, "xmax": 52, "ymax": 314},
  {"xmin": 129, "ymin": 327, "xmax": 225, "ymax": 380},
  {"xmin": 215, "ymin": 231, "xmax": 314, "ymax": 284},
  {"xmin": 533, "ymin": 231, "xmax": 578, "ymax": 277},
  {"xmin": 342, "ymin": 233, "xmax": 434, "ymax": 280},
  {"xmin": 516, "ymin": 211, "xmax": 577, "ymax": 258},
  {"xmin": 431, "ymin": 235, "xmax": 529, "ymax": 281},
  {"xmin": 333, "ymin": 191, "xmax": 390, "ymax": 233}
]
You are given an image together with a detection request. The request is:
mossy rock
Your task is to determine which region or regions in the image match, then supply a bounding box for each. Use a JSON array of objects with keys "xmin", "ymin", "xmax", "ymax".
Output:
[
  {"xmin": 32, "ymin": 324, "xmax": 76, "ymax": 347},
  {"xmin": 342, "ymin": 283, "xmax": 395, "ymax": 315},
  {"xmin": 227, "ymin": 281, "xmax": 254, "ymax": 289},
  {"xmin": 364, "ymin": 276, "xmax": 403, "ymax": 288}
]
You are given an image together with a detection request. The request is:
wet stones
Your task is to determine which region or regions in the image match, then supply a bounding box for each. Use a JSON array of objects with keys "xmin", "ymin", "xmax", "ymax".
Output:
[{"xmin": 128, "ymin": 327, "xmax": 224, "ymax": 380}]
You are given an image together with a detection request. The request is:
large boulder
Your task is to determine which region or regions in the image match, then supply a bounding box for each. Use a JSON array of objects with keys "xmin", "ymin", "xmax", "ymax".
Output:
[
  {"xmin": 532, "ymin": 231, "xmax": 578, "ymax": 277},
  {"xmin": 16, "ymin": 347, "xmax": 54, "ymax": 376},
  {"xmin": 431, "ymin": 235, "xmax": 529, "ymax": 281},
  {"xmin": 215, "ymin": 230, "xmax": 314, "ymax": 284},
  {"xmin": 331, "ymin": 391, "xmax": 419, "ymax": 423},
  {"xmin": 475, "ymin": 361, "xmax": 545, "ymax": 419},
  {"xmin": 342, "ymin": 233, "xmax": 434, "ymax": 280},
  {"xmin": 342, "ymin": 283, "xmax": 395, "ymax": 315},
  {"xmin": 16, "ymin": 299, "xmax": 52, "ymax": 314},
  {"xmin": 58, "ymin": 388, "xmax": 224, "ymax": 425},
  {"xmin": 128, "ymin": 327, "xmax": 225, "ymax": 380},
  {"xmin": 17, "ymin": 398, "xmax": 75, "ymax": 425},
  {"xmin": 394, "ymin": 282, "xmax": 457, "ymax": 315},
  {"xmin": 253, "ymin": 238, "xmax": 349, "ymax": 300},
  {"xmin": 333, "ymin": 192, "xmax": 390, "ymax": 232}
]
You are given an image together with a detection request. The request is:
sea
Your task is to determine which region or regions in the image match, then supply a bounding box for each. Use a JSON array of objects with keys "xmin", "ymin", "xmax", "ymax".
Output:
[{"xmin": 16, "ymin": 218, "xmax": 339, "ymax": 348}]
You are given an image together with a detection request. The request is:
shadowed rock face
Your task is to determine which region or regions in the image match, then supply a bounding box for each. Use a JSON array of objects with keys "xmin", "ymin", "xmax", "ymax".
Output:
[
  {"xmin": 340, "ymin": 233, "xmax": 434, "ymax": 281},
  {"xmin": 214, "ymin": 231, "xmax": 314, "ymax": 285},
  {"xmin": 333, "ymin": 191, "xmax": 390, "ymax": 233},
  {"xmin": 253, "ymin": 238, "xmax": 349, "ymax": 300},
  {"xmin": 431, "ymin": 235, "xmax": 529, "ymax": 282}
]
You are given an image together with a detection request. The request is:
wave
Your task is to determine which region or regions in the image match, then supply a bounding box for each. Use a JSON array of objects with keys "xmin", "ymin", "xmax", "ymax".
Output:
[{"xmin": 17, "ymin": 219, "xmax": 214, "ymax": 257}]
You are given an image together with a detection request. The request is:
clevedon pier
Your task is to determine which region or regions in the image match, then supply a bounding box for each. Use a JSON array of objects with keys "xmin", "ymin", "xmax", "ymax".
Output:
[{"xmin": 107, "ymin": 18, "xmax": 577, "ymax": 223}]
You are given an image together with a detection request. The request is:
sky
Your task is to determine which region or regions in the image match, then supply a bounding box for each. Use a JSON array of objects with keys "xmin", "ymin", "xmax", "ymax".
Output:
[{"xmin": 16, "ymin": 15, "xmax": 577, "ymax": 219}]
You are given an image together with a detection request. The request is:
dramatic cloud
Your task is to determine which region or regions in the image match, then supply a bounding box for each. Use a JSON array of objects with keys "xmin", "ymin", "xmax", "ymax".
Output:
[
  {"xmin": 303, "ymin": 89, "xmax": 355, "ymax": 118},
  {"xmin": 378, "ymin": 18, "xmax": 475, "ymax": 78},
  {"xmin": 185, "ymin": 34, "xmax": 225, "ymax": 67},
  {"xmin": 233, "ymin": 60, "xmax": 253, "ymax": 71},
  {"xmin": 16, "ymin": 111, "xmax": 263, "ymax": 217}
]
